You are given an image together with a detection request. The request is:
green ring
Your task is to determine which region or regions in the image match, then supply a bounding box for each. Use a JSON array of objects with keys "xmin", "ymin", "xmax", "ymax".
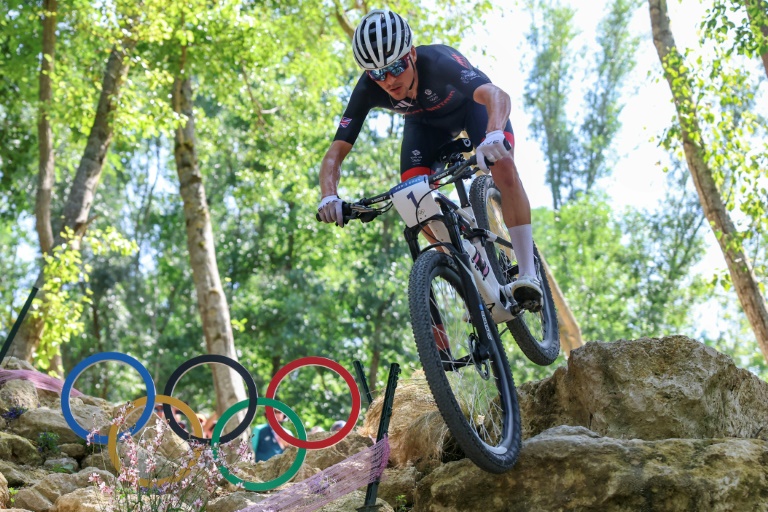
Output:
[{"xmin": 212, "ymin": 397, "xmax": 307, "ymax": 491}]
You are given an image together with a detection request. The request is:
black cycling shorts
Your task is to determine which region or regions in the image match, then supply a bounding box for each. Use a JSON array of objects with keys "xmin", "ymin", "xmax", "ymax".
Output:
[{"xmin": 400, "ymin": 101, "xmax": 514, "ymax": 181}]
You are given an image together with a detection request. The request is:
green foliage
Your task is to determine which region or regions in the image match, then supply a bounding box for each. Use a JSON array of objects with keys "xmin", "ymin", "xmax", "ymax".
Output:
[
  {"xmin": 703, "ymin": 0, "xmax": 768, "ymax": 62},
  {"xmin": 37, "ymin": 431, "xmax": 60, "ymax": 458},
  {"xmin": 0, "ymin": 222, "xmax": 33, "ymax": 340},
  {"xmin": 31, "ymin": 227, "xmax": 138, "ymax": 373},
  {"xmin": 659, "ymin": 5, "xmax": 767, "ymax": 304},
  {"xmin": 534, "ymin": 184, "xmax": 707, "ymax": 342},
  {"xmin": 524, "ymin": 0, "xmax": 641, "ymax": 208}
]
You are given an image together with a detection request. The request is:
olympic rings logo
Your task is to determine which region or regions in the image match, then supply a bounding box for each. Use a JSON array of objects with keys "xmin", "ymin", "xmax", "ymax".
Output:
[{"xmin": 61, "ymin": 352, "xmax": 362, "ymax": 491}]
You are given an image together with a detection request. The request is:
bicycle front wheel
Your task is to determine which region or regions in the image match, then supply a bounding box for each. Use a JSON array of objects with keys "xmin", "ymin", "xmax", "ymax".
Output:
[
  {"xmin": 469, "ymin": 174, "xmax": 560, "ymax": 366},
  {"xmin": 408, "ymin": 250, "xmax": 521, "ymax": 473}
]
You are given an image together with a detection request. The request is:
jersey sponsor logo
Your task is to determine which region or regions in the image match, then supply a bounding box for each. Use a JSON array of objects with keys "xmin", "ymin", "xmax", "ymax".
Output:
[
  {"xmin": 425, "ymin": 90, "xmax": 456, "ymax": 112},
  {"xmin": 450, "ymin": 53, "xmax": 470, "ymax": 68},
  {"xmin": 339, "ymin": 117, "xmax": 352, "ymax": 128},
  {"xmin": 411, "ymin": 149, "xmax": 423, "ymax": 165},
  {"xmin": 460, "ymin": 69, "xmax": 480, "ymax": 84},
  {"xmin": 393, "ymin": 99, "xmax": 416, "ymax": 110},
  {"xmin": 424, "ymin": 89, "xmax": 440, "ymax": 103}
]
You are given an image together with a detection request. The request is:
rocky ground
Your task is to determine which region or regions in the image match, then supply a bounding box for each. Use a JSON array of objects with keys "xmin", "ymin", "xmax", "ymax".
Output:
[{"xmin": 1, "ymin": 335, "xmax": 767, "ymax": 511}]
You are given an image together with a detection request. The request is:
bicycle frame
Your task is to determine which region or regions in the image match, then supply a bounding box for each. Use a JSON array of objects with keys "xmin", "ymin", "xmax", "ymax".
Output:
[{"xmin": 389, "ymin": 172, "xmax": 518, "ymax": 326}]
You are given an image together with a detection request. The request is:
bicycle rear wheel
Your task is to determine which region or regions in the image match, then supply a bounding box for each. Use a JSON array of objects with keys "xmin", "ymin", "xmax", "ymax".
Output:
[
  {"xmin": 408, "ymin": 250, "xmax": 521, "ymax": 473},
  {"xmin": 469, "ymin": 174, "xmax": 560, "ymax": 366}
]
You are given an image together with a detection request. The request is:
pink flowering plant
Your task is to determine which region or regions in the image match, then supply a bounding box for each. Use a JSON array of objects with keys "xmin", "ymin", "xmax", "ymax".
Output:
[{"xmin": 88, "ymin": 403, "xmax": 253, "ymax": 512}]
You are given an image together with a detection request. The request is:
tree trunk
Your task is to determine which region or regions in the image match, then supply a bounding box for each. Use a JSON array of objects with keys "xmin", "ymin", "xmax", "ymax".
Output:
[
  {"xmin": 10, "ymin": 40, "xmax": 136, "ymax": 363},
  {"xmin": 172, "ymin": 60, "xmax": 247, "ymax": 419},
  {"xmin": 745, "ymin": 0, "xmax": 768, "ymax": 79},
  {"xmin": 649, "ymin": 0, "xmax": 768, "ymax": 357},
  {"xmin": 37, "ymin": 0, "xmax": 56, "ymax": 256},
  {"xmin": 538, "ymin": 252, "xmax": 582, "ymax": 356}
]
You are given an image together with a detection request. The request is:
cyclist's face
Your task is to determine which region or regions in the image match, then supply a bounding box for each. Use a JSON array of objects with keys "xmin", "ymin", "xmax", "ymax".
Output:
[{"xmin": 374, "ymin": 47, "xmax": 417, "ymax": 101}]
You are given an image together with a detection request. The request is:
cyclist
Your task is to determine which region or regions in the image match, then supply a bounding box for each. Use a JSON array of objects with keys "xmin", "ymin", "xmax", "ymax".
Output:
[{"xmin": 317, "ymin": 9, "xmax": 541, "ymax": 307}]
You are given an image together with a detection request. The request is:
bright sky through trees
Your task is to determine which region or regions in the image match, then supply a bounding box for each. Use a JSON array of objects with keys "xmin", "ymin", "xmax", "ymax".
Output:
[
  {"xmin": 466, "ymin": 0, "xmax": 712, "ymax": 212},
  {"xmin": 465, "ymin": 0, "xmax": 765, "ymax": 339}
]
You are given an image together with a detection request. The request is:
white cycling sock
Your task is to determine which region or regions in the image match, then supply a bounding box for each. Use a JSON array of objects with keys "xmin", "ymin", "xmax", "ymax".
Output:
[{"xmin": 507, "ymin": 224, "xmax": 536, "ymax": 278}]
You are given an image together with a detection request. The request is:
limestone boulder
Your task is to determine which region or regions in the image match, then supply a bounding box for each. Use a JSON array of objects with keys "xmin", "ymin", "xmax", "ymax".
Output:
[
  {"xmin": 255, "ymin": 431, "xmax": 374, "ymax": 483},
  {"xmin": 0, "ymin": 379, "xmax": 40, "ymax": 416},
  {"xmin": 0, "ymin": 470, "xmax": 9, "ymax": 508},
  {"xmin": 414, "ymin": 425, "xmax": 768, "ymax": 511},
  {"xmin": 359, "ymin": 371, "xmax": 449, "ymax": 468},
  {"xmin": 9, "ymin": 403, "xmax": 110, "ymax": 445},
  {"xmin": 207, "ymin": 490, "xmax": 265, "ymax": 512},
  {"xmin": 58, "ymin": 443, "xmax": 86, "ymax": 460},
  {"xmin": 12, "ymin": 467, "xmax": 113, "ymax": 512},
  {"xmin": 0, "ymin": 460, "xmax": 48, "ymax": 487},
  {"xmin": 519, "ymin": 336, "xmax": 768, "ymax": 441},
  {"xmin": 2, "ymin": 357, "xmax": 36, "ymax": 371},
  {"xmin": 0, "ymin": 431, "xmax": 42, "ymax": 465},
  {"xmin": 43, "ymin": 456, "xmax": 78, "ymax": 473},
  {"xmin": 51, "ymin": 487, "xmax": 109, "ymax": 512},
  {"xmin": 80, "ymin": 451, "xmax": 116, "ymax": 475},
  {"xmin": 317, "ymin": 490, "xmax": 393, "ymax": 512},
  {"xmin": 377, "ymin": 464, "xmax": 421, "ymax": 510}
]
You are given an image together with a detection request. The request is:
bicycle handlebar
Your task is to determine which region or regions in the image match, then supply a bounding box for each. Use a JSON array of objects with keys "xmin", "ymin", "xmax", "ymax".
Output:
[{"xmin": 316, "ymin": 139, "xmax": 511, "ymax": 226}]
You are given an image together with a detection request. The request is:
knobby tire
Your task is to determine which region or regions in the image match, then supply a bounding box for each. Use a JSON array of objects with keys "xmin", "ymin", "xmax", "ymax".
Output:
[
  {"xmin": 408, "ymin": 250, "xmax": 521, "ymax": 473},
  {"xmin": 469, "ymin": 174, "xmax": 560, "ymax": 366}
]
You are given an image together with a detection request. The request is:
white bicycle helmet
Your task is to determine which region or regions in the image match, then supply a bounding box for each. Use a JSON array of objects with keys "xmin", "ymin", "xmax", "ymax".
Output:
[{"xmin": 352, "ymin": 9, "xmax": 412, "ymax": 70}]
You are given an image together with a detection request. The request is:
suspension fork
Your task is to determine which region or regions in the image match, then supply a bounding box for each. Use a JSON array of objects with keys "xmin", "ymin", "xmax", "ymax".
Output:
[{"xmin": 441, "ymin": 210, "xmax": 499, "ymax": 356}]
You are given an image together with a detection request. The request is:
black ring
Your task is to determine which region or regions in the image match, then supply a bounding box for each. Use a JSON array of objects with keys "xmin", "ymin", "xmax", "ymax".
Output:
[{"xmin": 163, "ymin": 354, "xmax": 258, "ymax": 445}]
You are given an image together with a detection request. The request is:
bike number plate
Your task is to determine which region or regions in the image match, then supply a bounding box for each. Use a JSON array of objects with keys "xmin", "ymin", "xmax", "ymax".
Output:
[{"xmin": 390, "ymin": 176, "xmax": 441, "ymax": 228}]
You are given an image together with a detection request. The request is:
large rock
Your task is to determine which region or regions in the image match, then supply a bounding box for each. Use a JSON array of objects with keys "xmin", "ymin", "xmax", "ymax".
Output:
[
  {"xmin": 207, "ymin": 491, "xmax": 265, "ymax": 512},
  {"xmin": 0, "ymin": 460, "xmax": 48, "ymax": 487},
  {"xmin": 80, "ymin": 451, "xmax": 117, "ymax": 475},
  {"xmin": 9, "ymin": 404, "xmax": 110, "ymax": 445},
  {"xmin": 359, "ymin": 371, "xmax": 448, "ymax": 469},
  {"xmin": 0, "ymin": 431, "xmax": 42, "ymax": 465},
  {"xmin": 51, "ymin": 487, "xmax": 109, "ymax": 512},
  {"xmin": 377, "ymin": 464, "xmax": 421, "ymax": 509},
  {"xmin": 12, "ymin": 468, "xmax": 113, "ymax": 512},
  {"xmin": 317, "ymin": 489, "xmax": 393, "ymax": 512},
  {"xmin": 254, "ymin": 431, "xmax": 374, "ymax": 484},
  {"xmin": 0, "ymin": 470, "xmax": 9, "ymax": 508},
  {"xmin": 0, "ymin": 379, "xmax": 40, "ymax": 416},
  {"xmin": 519, "ymin": 336, "xmax": 768, "ymax": 441},
  {"xmin": 414, "ymin": 425, "xmax": 768, "ymax": 511}
]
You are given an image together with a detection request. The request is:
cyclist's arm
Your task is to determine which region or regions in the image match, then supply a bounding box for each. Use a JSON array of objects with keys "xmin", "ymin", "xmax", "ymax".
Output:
[
  {"xmin": 472, "ymin": 83, "xmax": 512, "ymax": 134},
  {"xmin": 320, "ymin": 140, "xmax": 353, "ymax": 198}
]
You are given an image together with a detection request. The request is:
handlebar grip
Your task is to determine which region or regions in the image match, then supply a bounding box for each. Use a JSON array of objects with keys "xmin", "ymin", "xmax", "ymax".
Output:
[
  {"xmin": 484, "ymin": 138, "xmax": 513, "ymax": 168},
  {"xmin": 315, "ymin": 202, "xmax": 352, "ymax": 227}
]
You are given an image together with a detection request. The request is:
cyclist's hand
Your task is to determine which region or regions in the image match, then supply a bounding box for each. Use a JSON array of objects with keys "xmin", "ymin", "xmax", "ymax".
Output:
[
  {"xmin": 317, "ymin": 195, "xmax": 344, "ymax": 227},
  {"xmin": 476, "ymin": 130, "xmax": 511, "ymax": 171}
]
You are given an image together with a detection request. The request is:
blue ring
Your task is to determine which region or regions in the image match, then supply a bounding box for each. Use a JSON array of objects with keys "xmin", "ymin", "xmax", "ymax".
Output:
[{"xmin": 61, "ymin": 352, "xmax": 156, "ymax": 444}]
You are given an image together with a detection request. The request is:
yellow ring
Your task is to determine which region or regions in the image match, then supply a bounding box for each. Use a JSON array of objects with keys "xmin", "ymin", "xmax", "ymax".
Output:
[{"xmin": 107, "ymin": 394, "xmax": 204, "ymax": 487}]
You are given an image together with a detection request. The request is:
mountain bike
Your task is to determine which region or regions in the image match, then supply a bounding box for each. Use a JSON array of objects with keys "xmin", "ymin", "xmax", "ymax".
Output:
[{"xmin": 319, "ymin": 138, "xmax": 559, "ymax": 473}]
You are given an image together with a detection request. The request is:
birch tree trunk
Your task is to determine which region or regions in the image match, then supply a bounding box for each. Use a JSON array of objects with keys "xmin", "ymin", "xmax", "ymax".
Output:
[
  {"xmin": 649, "ymin": 0, "xmax": 768, "ymax": 357},
  {"xmin": 11, "ymin": 13, "xmax": 136, "ymax": 364},
  {"xmin": 172, "ymin": 58, "xmax": 247, "ymax": 418},
  {"xmin": 37, "ymin": 0, "xmax": 56, "ymax": 257}
]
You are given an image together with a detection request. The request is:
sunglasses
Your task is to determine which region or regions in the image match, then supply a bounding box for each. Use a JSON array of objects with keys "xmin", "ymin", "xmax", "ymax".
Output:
[{"xmin": 367, "ymin": 57, "xmax": 410, "ymax": 82}]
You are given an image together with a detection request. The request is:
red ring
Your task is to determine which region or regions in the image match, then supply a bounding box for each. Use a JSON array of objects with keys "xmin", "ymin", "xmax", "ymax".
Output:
[{"xmin": 265, "ymin": 356, "xmax": 360, "ymax": 449}]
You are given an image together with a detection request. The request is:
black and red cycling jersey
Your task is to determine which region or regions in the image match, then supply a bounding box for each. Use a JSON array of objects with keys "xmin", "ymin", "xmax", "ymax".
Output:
[{"xmin": 333, "ymin": 44, "xmax": 514, "ymax": 179}]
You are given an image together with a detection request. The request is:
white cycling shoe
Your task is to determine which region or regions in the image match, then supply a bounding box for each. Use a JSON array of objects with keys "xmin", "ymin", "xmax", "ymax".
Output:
[{"xmin": 504, "ymin": 274, "xmax": 543, "ymax": 312}]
